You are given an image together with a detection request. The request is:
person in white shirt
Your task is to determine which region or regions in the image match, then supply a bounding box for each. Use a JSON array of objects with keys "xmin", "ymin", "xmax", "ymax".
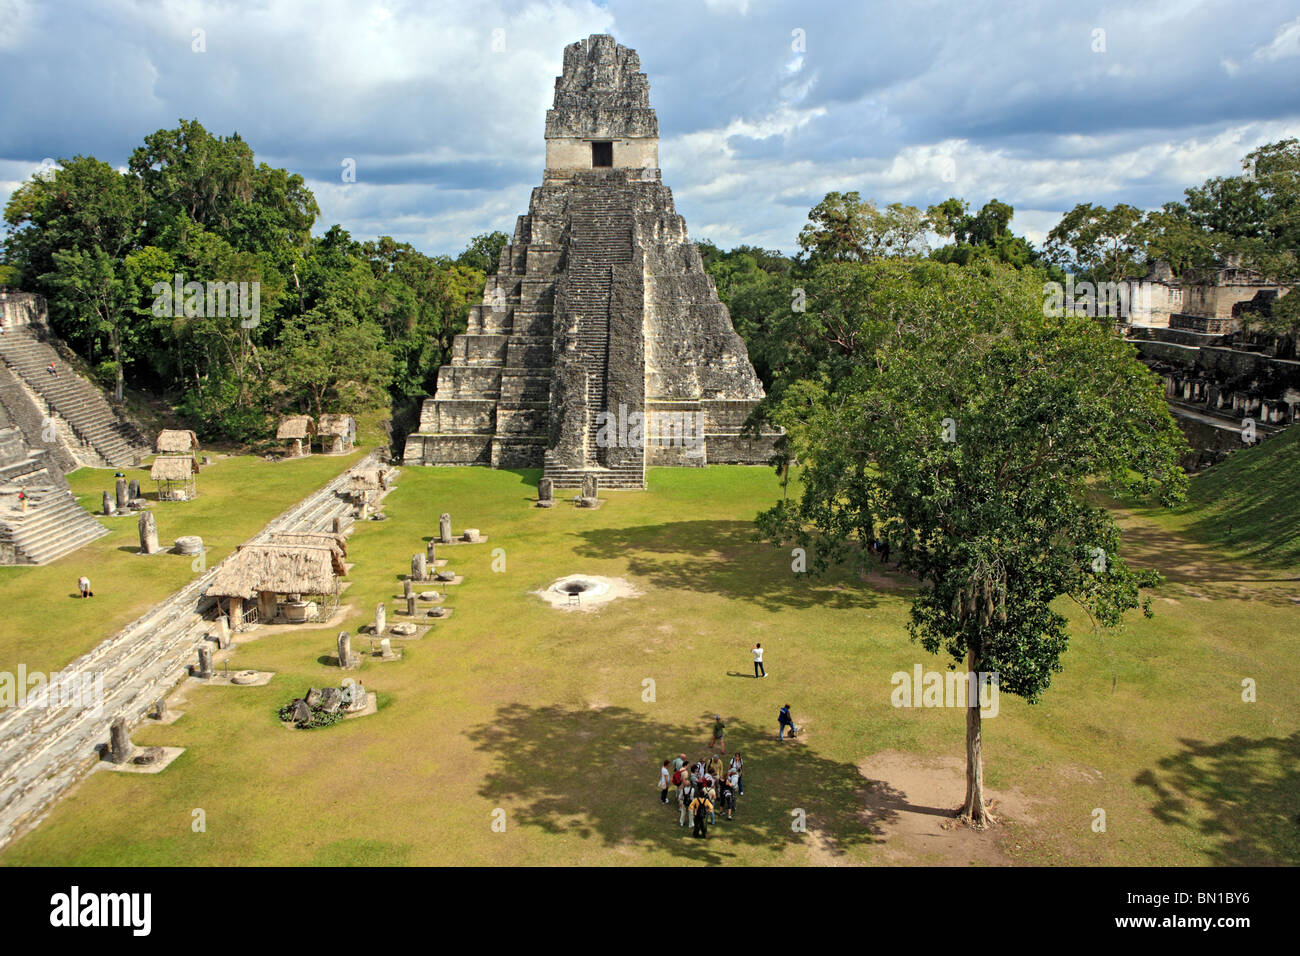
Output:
[
  {"xmin": 752, "ymin": 642, "xmax": 766, "ymax": 678},
  {"xmin": 659, "ymin": 760, "xmax": 671, "ymax": 805}
]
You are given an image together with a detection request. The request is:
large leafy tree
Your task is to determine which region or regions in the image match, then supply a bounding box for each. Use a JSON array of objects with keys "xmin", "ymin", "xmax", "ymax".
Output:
[
  {"xmin": 927, "ymin": 197, "xmax": 1052, "ymax": 273},
  {"xmin": 5, "ymin": 156, "xmax": 143, "ymax": 370},
  {"xmin": 455, "ymin": 230, "xmax": 509, "ymax": 276},
  {"xmin": 798, "ymin": 191, "xmax": 929, "ymax": 264},
  {"xmin": 759, "ymin": 259, "xmax": 1187, "ymax": 827},
  {"xmin": 1045, "ymin": 202, "xmax": 1149, "ymax": 282}
]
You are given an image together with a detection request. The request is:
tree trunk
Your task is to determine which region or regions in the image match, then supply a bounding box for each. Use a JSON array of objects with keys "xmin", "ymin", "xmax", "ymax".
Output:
[
  {"xmin": 111, "ymin": 325, "xmax": 123, "ymax": 402},
  {"xmin": 961, "ymin": 646, "xmax": 992, "ymax": 828}
]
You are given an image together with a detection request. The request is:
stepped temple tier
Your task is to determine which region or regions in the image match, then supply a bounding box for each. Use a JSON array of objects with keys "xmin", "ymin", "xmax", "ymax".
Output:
[{"xmin": 403, "ymin": 34, "xmax": 780, "ymax": 488}]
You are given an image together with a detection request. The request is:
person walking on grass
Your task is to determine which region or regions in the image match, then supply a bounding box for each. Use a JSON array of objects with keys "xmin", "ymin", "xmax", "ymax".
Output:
[
  {"xmin": 752, "ymin": 642, "xmax": 766, "ymax": 678},
  {"xmin": 659, "ymin": 759, "xmax": 671, "ymax": 804},
  {"xmin": 778, "ymin": 703, "xmax": 797, "ymax": 741},
  {"xmin": 708, "ymin": 714, "xmax": 727, "ymax": 754},
  {"xmin": 77, "ymin": 575, "xmax": 93, "ymax": 599}
]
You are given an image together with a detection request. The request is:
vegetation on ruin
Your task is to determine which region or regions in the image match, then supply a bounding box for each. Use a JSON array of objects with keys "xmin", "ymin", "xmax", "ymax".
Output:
[{"xmin": 1, "ymin": 121, "xmax": 495, "ymax": 441}]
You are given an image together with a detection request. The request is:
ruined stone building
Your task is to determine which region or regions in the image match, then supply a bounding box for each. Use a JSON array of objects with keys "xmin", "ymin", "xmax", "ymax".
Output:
[
  {"xmin": 1122, "ymin": 258, "xmax": 1291, "ymax": 332},
  {"xmin": 0, "ymin": 292, "xmax": 150, "ymax": 563},
  {"xmin": 403, "ymin": 35, "xmax": 778, "ymax": 488},
  {"xmin": 1123, "ymin": 262, "xmax": 1299, "ymax": 469}
]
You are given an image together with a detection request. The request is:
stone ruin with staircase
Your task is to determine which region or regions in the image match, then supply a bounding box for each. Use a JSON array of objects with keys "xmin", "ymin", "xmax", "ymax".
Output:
[
  {"xmin": 403, "ymin": 34, "xmax": 779, "ymax": 489},
  {"xmin": 0, "ymin": 291, "xmax": 150, "ymax": 563}
]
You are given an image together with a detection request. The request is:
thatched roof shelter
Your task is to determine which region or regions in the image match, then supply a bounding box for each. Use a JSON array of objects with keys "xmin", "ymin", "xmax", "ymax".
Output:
[
  {"xmin": 276, "ymin": 415, "xmax": 315, "ymax": 440},
  {"xmin": 206, "ymin": 543, "xmax": 345, "ymax": 600},
  {"xmin": 317, "ymin": 414, "xmax": 355, "ymax": 438},
  {"xmin": 267, "ymin": 531, "xmax": 347, "ymax": 558},
  {"xmin": 150, "ymin": 455, "xmax": 199, "ymax": 481},
  {"xmin": 156, "ymin": 429, "xmax": 199, "ymax": 454}
]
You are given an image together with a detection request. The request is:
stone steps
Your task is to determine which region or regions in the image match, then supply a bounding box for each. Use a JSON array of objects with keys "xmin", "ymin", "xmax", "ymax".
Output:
[
  {"xmin": 0, "ymin": 488, "xmax": 109, "ymax": 564},
  {"xmin": 0, "ymin": 325, "xmax": 149, "ymax": 468},
  {"xmin": 0, "ymin": 453, "xmax": 379, "ymax": 850}
]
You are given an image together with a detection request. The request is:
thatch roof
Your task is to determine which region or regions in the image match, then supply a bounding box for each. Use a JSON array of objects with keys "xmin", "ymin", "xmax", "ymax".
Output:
[
  {"xmin": 151, "ymin": 455, "xmax": 199, "ymax": 481},
  {"xmin": 267, "ymin": 531, "xmax": 347, "ymax": 558},
  {"xmin": 276, "ymin": 415, "xmax": 314, "ymax": 440},
  {"xmin": 317, "ymin": 414, "xmax": 355, "ymax": 438},
  {"xmin": 206, "ymin": 543, "xmax": 345, "ymax": 600},
  {"xmin": 156, "ymin": 429, "xmax": 199, "ymax": 453}
]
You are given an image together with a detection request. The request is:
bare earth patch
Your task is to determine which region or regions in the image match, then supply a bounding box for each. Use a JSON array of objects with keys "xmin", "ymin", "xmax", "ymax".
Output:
[{"xmin": 845, "ymin": 750, "xmax": 1036, "ymax": 866}]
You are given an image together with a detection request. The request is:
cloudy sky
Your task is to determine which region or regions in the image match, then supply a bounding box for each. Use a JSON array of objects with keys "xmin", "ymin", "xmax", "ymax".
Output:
[{"xmin": 2, "ymin": 0, "xmax": 1299, "ymax": 257}]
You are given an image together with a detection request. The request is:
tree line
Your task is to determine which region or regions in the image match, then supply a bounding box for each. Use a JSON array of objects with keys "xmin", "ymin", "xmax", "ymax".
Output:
[{"xmin": 1, "ymin": 119, "xmax": 509, "ymax": 441}]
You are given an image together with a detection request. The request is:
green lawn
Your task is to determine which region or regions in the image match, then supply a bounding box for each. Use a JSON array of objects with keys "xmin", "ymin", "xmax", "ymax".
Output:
[
  {"xmin": 0, "ymin": 448, "xmax": 365, "ymax": 677},
  {"xmin": 2, "ymin": 461, "xmax": 1295, "ymax": 866}
]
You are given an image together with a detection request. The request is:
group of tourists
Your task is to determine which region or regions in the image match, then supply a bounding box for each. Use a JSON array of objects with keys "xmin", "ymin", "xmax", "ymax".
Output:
[{"xmin": 659, "ymin": 749, "xmax": 746, "ymax": 839}]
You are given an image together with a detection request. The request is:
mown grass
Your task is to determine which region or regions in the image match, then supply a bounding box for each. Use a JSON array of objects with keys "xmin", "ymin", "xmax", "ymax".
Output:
[
  {"xmin": 1122, "ymin": 422, "xmax": 1300, "ymax": 570},
  {"xmin": 2, "ymin": 461, "xmax": 1295, "ymax": 866},
  {"xmin": 0, "ymin": 447, "xmax": 365, "ymax": 677}
]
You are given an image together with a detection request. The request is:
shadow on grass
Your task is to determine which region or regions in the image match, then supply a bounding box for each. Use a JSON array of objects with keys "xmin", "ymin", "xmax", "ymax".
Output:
[
  {"xmin": 571, "ymin": 520, "xmax": 891, "ymax": 612},
  {"xmin": 1134, "ymin": 731, "xmax": 1300, "ymax": 865},
  {"xmin": 467, "ymin": 703, "xmax": 893, "ymax": 864},
  {"xmin": 1117, "ymin": 512, "xmax": 1300, "ymax": 607}
]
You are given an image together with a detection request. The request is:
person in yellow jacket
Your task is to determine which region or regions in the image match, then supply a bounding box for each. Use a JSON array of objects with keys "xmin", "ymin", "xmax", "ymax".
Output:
[{"xmin": 690, "ymin": 792, "xmax": 714, "ymax": 838}]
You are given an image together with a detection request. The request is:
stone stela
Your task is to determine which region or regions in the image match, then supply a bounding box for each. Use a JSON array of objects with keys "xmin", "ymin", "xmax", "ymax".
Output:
[{"xmin": 403, "ymin": 34, "xmax": 780, "ymax": 489}]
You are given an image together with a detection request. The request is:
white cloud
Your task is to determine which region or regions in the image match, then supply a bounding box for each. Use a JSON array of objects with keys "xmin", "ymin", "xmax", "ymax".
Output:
[{"xmin": 1253, "ymin": 14, "xmax": 1300, "ymax": 60}]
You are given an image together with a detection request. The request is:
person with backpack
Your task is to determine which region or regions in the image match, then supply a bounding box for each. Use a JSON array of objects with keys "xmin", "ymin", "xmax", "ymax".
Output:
[
  {"xmin": 703, "ymin": 779, "xmax": 718, "ymax": 824},
  {"xmin": 721, "ymin": 773, "xmax": 738, "ymax": 820},
  {"xmin": 679, "ymin": 781, "xmax": 695, "ymax": 827},
  {"xmin": 729, "ymin": 753, "xmax": 745, "ymax": 796},
  {"xmin": 690, "ymin": 790, "xmax": 714, "ymax": 839},
  {"xmin": 778, "ymin": 704, "xmax": 797, "ymax": 741}
]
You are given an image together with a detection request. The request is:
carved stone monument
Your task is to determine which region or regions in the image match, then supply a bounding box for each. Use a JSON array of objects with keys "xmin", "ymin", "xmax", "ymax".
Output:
[
  {"xmin": 115, "ymin": 477, "xmax": 129, "ymax": 511},
  {"xmin": 439, "ymin": 513, "xmax": 452, "ymax": 544},
  {"xmin": 138, "ymin": 510, "xmax": 160, "ymax": 554},
  {"xmin": 337, "ymin": 631, "xmax": 354, "ymax": 668},
  {"xmin": 538, "ymin": 477, "xmax": 554, "ymax": 507},
  {"xmin": 411, "ymin": 552, "xmax": 427, "ymax": 581},
  {"xmin": 196, "ymin": 645, "xmax": 213, "ymax": 679},
  {"xmin": 374, "ymin": 602, "xmax": 386, "ymax": 636},
  {"xmin": 102, "ymin": 491, "xmax": 116, "ymax": 516},
  {"xmin": 108, "ymin": 716, "xmax": 131, "ymax": 764}
]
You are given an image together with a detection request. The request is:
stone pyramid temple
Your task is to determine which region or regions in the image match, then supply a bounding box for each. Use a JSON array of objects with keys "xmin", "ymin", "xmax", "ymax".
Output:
[{"xmin": 402, "ymin": 34, "xmax": 779, "ymax": 488}]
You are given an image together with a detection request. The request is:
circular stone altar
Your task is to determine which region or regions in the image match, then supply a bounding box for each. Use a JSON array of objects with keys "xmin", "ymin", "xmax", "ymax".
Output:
[{"xmin": 534, "ymin": 575, "xmax": 637, "ymax": 611}]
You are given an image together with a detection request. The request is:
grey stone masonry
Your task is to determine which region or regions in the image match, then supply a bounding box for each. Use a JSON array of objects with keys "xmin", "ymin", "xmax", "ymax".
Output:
[
  {"xmin": 0, "ymin": 451, "xmax": 385, "ymax": 851},
  {"xmin": 403, "ymin": 35, "xmax": 779, "ymax": 488}
]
